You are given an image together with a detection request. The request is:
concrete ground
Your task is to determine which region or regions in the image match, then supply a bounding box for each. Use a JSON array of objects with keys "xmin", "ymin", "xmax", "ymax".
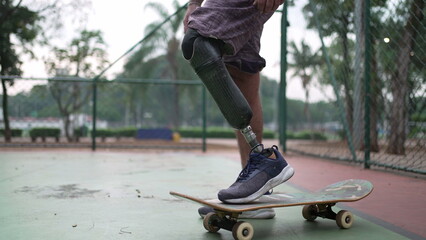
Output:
[{"xmin": 0, "ymin": 148, "xmax": 424, "ymax": 240}]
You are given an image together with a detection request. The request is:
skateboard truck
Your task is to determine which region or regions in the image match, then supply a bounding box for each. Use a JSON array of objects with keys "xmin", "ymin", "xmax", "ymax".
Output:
[
  {"xmin": 302, "ymin": 203, "xmax": 354, "ymax": 229},
  {"xmin": 203, "ymin": 211, "xmax": 254, "ymax": 240}
]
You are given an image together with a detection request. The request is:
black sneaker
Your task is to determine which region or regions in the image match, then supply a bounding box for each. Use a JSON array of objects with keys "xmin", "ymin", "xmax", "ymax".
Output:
[{"xmin": 218, "ymin": 145, "xmax": 294, "ymax": 203}]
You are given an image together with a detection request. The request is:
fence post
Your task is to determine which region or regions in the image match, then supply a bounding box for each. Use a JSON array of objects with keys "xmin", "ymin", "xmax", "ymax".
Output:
[
  {"xmin": 279, "ymin": 2, "xmax": 288, "ymax": 152},
  {"xmin": 364, "ymin": 0, "xmax": 371, "ymax": 169},
  {"xmin": 91, "ymin": 78, "xmax": 97, "ymax": 151}
]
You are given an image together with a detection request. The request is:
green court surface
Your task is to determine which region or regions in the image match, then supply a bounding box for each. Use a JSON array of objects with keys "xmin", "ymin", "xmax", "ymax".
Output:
[{"xmin": 0, "ymin": 151, "xmax": 415, "ymax": 239}]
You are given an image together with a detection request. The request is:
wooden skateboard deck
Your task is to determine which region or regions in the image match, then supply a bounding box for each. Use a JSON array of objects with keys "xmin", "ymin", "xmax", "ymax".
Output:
[
  {"xmin": 170, "ymin": 179, "xmax": 373, "ymax": 240},
  {"xmin": 170, "ymin": 179, "xmax": 373, "ymax": 212}
]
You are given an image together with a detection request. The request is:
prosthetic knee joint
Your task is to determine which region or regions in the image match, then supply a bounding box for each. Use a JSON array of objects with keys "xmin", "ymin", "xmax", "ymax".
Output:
[{"xmin": 182, "ymin": 29, "xmax": 262, "ymax": 152}]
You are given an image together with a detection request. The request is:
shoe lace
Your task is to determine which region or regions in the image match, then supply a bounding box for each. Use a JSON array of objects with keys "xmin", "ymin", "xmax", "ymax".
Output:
[{"xmin": 237, "ymin": 144, "xmax": 265, "ymax": 181}]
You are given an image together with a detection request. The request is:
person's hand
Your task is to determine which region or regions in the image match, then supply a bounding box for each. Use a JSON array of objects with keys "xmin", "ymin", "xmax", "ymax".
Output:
[
  {"xmin": 183, "ymin": 2, "xmax": 201, "ymax": 33},
  {"xmin": 253, "ymin": 0, "xmax": 284, "ymax": 13}
]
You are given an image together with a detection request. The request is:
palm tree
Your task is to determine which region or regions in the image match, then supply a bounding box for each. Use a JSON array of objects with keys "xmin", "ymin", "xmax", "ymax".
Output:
[
  {"xmin": 288, "ymin": 40, "xmax": 322, "ymax": 123},
  {"xmin": 303, "ymin": 0, "xmax": 355, "ymax": 133},
  {"xmin": 144, "ymin": 1, "xmax": 186, "ymax": 128}
]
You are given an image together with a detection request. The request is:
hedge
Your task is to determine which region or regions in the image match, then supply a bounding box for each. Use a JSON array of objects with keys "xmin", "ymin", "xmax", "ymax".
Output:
[
  {"xmin": 29, "ymin": 128, "xmax": 60, "ymax": 142},
  {"xmin": 287, "ymin": 131, "xmax": 327, "ymax": 140},
  {"xmin": 115, "ymin": 127, "xmax": 138, "ymax": 138},
  {"xmin": 177, "ymin": 127, "xmax": 276, "ymax": 139},
  {"xmin": 0, "ymin": 129, "xmax": 23, "ymax": 137},
  {"xmin": 87, "ymin": 127, "xmax": 327, "ymax": 141}
]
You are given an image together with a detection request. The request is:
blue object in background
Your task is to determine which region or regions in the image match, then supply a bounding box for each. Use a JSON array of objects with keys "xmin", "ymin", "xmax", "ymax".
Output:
[{"xmin": 136, "ymin": 128, "xmax": 173, "ymax": 140}]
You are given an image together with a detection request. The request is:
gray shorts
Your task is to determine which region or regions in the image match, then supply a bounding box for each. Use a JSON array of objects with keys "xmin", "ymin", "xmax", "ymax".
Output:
[{"xmin": 188, "ymin": 0, "xmax": 275, "ymax": 73}]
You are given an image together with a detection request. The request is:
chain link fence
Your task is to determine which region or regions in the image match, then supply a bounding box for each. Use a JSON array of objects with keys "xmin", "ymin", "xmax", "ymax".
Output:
[
  {"xmin": 285, "ymin": 0, "xmax": 425, "ymax": 175},
  {"xmin": 1, "ymin": 1, "xmax": 424, "ymax": 175},
  {"xmin": 0, "ymin": 77, "xmax": 208, "ymax": 150}
]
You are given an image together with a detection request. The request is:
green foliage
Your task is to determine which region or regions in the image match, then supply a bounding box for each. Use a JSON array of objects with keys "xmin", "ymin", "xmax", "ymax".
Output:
[
  {"xmin": 73, "ymin": 126, "xmax": 89, "ymax": 138},
  {"xmin": 205, "ymin": 127, "xmax": 236, "ymax": 139},
  {"xmin": 411, "ymin": 113, "xmax": 426, "ymax": 122},
  {"xmin": 93, "ymin": 129, "xmax": 115, "ymax": 138},
  {"xmin": 177, "ymin": 127, "xmax": 232, "ymax": 138},
  {"xmin": 0, "ymin": 2, "xmax": 41, "ymax": 76},
  {"xmin": 1, "ymin": 1, "xmax": 43, "ymax": 141},
  {"xmin": 43, "ymin": 29, "xmax": 109, "ymax": 141},
  {"xmin": 115, "ymin": 128, "xmax": 138, "ymax": 138},
  {"xmin": 8, "ymin": 84, "xmax": 60, "ymax": 118},
  {"xmin": 120, "ymin": 1, "xmax": 190, "ymax": 128},
  {"xmin": 263, "ymin": 130, "xmax": 275, "ymax": 139},
  {"xmin": 260, "ymin": 75, "xmax": 278, "ymax": 125},
  {"xmin": 29, "ymin": 128, "xmax": 60, "ymax": 140},
  {"xmin": 45, "ymin": 30, "xmax": 109, "ymax": 78},
  {"xmin": 2, "ymin": 85, "xmax": 341, "ymax": 129},
  {"xmin": 0, "ymin": 129, "xmax": 23, "ymax": 137},
  {"xmin": 176, "ymin": 127, "xmax": 275, "ymax": 139},
  {"xmin": 287, "ymin": 131, "xmax": 327, "ymax": 140},
  {"xmin": 408, "ymin": 125, "xmax": 426, "ymax": 138}
]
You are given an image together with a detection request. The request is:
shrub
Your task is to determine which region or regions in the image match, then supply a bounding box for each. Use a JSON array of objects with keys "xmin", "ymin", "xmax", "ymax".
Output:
[
  {"xmin": 74, "ymin": 126, "xmax": 89, "ymax": 137},
  {"xmin": 29, "ymin": 128, "xmax": 60, "ymax": 142},
  {"xmin": 93, "ymin": 129, "xmax": 115, "ymax": 142},
  {"xmin": 285, "ymin": 131, "xmax": 327, "ymax": 140},
  {"xmin": 115, "ymin": 128, "xmax": 138, "ymax": 138},
  {"xmin": 206, "ymin": 127, "xmax": 235, "ymax": 138},
  {"xmin": 0, "ymin": 129, "xmax": 23, "ymax": 137},
  {"xmin": 177, "ymin": 127, "xmax": 276, "ymax": 139},
  {"xmin": 263, "ymin": 130, "xmax": 275, "ymax": 139},
  {"xmin": 293, "ymin": 131, "xmax": 327, "ymax": 140},
  {"xmin": 177, "ymin": 127, "xmax": 204, "ymax": 138}
]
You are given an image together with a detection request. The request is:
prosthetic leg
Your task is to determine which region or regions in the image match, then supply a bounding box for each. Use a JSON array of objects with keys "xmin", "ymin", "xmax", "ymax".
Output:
[{"xmin": 182, "ymin": 29, "xmax": 262, "ymax": 152}]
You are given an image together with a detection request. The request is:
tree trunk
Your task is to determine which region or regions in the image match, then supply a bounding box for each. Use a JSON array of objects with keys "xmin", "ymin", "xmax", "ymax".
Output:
[
  {"xmin": 1, "ymin": 77, "xmax": 11, "ymax": 142},
  {"xmin": 64, "ymin": 115, "xmax": 72, "ymax": 142},
  {"xmin": 387, "ymin": 0, "xmax": 424, "ymax": 155},
  {"xmin": 0, "ymin": 30, "xmax": 12, "ymax": 142},
  {"xmin": 353, "ymin": 0, "xmax": 365, "ymax": 150},
  {"xmin": 354, "ymin": 0, "xmax": 380, "ymax": 152}
]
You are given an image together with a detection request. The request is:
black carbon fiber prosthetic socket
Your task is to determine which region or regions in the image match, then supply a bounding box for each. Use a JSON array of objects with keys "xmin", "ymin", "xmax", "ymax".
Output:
[{"xmin": 188, "ymin": 36, "xmax": 252, "ymax": 130}]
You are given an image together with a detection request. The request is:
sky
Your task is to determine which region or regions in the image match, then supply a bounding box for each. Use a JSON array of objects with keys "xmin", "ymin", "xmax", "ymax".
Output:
[{"xmin": 21, "ymin": 0, "xmax": 334, "ymax": 102}]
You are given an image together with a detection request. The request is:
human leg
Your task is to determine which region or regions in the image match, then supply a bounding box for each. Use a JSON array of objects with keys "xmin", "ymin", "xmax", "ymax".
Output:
[
  {"xmin": 227, "ymin": 66, "xmax": 263, "ymax": 168},
  {"xmin": 182, "ymin": 0, "xmax": 293, "ymax": 204},
  {"xmin": 215, "ymin": 41, "xmax": 294, "ymax": 203}
]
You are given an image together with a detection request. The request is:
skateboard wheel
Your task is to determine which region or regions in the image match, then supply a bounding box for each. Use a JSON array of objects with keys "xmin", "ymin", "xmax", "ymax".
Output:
[
  {"xmin": 302, "ymin": 205, "xmax": 318, "ymax": 221},
  {"xmin": 232, "ymin": 221, "xmax": 254, "ymax": 240},
  {"xmin": 203, "ymin": 212, "xmax": 220, "ymax": 233},
  {"xmin": 336, "ymin": 210, "xmax": 354, "ymax": 229}
]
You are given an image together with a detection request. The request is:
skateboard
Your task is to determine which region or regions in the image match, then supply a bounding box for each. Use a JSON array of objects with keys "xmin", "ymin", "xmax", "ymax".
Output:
[{"xmin": 170, "ymin": 179, "xmax": 373, "ymax": 240}]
